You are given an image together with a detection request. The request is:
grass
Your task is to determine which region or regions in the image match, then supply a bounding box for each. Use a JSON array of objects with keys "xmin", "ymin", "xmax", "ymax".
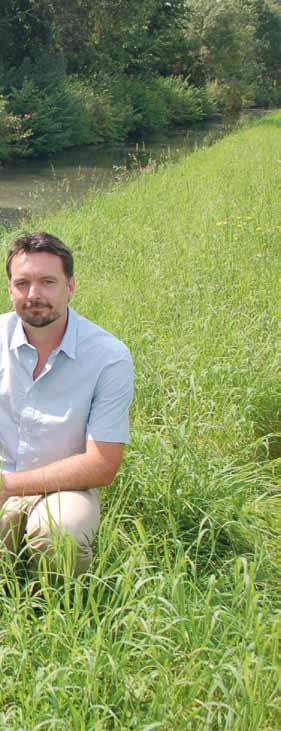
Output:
[{"xmin": 0, "ymin": 111, "xmax": 280, "ymax": 729}]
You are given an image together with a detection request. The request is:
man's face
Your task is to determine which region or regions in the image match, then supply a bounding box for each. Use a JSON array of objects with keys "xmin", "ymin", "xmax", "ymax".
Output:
[{"xmin": 8, "ymin": 251, "xmax": 75, "ymax": 329}]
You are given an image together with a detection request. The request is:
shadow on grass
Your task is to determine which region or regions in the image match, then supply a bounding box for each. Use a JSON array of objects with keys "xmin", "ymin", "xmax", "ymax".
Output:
[
  {"xmin": 251, "ymin": 391, "xmax": 281, "ymax": 460},
  {"xmin": 177, "ymin": 508, "xmax": 257, "ymax": 573}
]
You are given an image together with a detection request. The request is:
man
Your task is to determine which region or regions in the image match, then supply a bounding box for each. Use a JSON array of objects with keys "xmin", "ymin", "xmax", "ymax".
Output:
[{"xmin": 0, "ymin": 231, "xmax": 133, "ymax": 576}]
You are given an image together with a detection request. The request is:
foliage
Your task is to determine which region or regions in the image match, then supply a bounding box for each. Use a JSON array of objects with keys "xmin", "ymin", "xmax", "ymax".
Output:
[
  {"xmin": 5, "ymin": 53, "xmax": 93, "ymax": 157},
  {"xmin": 1, "ymin": 1, "xmax": 281, "ymax": 155},
  {"xmin": 186, "ymin": 0, "xmax": 281, "ymax": 109},
  {"xmin": 160, "ymin": 76, "xmax": 217, "ymax": 125},
  {"xmin": 65, "ymin": 76, "xmax": 217, "ymax": 144},
  {"xmin": 3, "ymin": 53, "xmax": 67, "ymax": 94},
  {"xmin": 207, "ymin": 79, "xmax": 244, "ymax": 114},
  {"xmin": 123, "ymin": 78, "xmax": 169, "ymax": 135},
  {"xmin": 0, "ymin": 0, "xmax": 53, "ymax": 67},
  {"xmin": 0, "ymin": 0, "xmax": 191, "ymax": 77},
  {"xmin": 255, "ymin": 80, "xmax": 281, "ymax": 107},
  {"xmin": 69, "ymin": 77, "xmax": 136, "ymax": 143},
  {"xmin": 2, "ymin": 67, "xmax": 217, "ymax": 156},
  {"xmin": 0, "ymin": 94, "xmax": 26, "ymax": 161}
]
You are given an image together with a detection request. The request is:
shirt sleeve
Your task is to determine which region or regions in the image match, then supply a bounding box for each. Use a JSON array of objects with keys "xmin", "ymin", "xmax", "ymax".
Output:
[{"xmin": 86, "ymin": 350, "xmax": 134, "ymax": 444}]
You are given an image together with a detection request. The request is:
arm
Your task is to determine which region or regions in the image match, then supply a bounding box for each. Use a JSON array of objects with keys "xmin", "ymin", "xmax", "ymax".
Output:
[{"xmin": 1, "ymin": 440, "xmax": 124, "ymax": 501}]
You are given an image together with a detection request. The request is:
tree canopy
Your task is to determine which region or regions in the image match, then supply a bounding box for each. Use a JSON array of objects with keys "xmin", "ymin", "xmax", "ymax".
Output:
[{"xmin": 1, "ymin": 0, "xmax": 281, "ymax": 159}]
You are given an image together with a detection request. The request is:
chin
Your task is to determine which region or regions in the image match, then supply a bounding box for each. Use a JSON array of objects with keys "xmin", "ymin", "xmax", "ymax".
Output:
[
  {"xmin": 22, "ymin": 313, "xmax": 58, "ymax": 328},
  {"xmin": 28, "ymin": 320, "xmax": 54, "ymax": 328}
]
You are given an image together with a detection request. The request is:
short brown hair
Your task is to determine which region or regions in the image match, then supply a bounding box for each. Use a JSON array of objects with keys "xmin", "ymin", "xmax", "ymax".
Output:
[{"xmin": 6, "ymin": 232, "xmax": 74, "ymax": 280}]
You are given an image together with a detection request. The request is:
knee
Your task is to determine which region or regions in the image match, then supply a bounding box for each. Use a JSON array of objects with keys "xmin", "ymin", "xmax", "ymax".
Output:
[
  {"xmin": 0, "ymin": 498, "xmax": 27, "ymax": 553},
  {"xmin": 25, "ymin": 516, "xmax": 92, "ymax": 577},
  {"xmin": 25, "ymin": 490, "xmax": 100, "ymax": 577}
]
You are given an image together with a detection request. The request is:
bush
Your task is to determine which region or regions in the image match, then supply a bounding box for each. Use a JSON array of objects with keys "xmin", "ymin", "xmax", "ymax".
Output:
[
  {"xmin": 207, "ymin": 80, "xmax": 244, "ymax": 115},
  {"xmin": 0, "ymin": 94, "xmax": 23, "ymax": 161},
  {"xmin": 159, "ymin": 77, "xmax": 202, "ymax": 125},
  {"xmin": 126, "ymin": 78, "xmax": 168, "ymax": 135},
  {"xmin": 8, "ymin": 77, "xmax": 92, "ymax": 157},
  {"xmin": 255, "ymin": 82, "xmax": 281, "ymax": 108},
  {"xmin": 158, "ymin": 77, "xmax": 217, "ymax": 126},
  {"xmin": 69, "ymin": 77, "xmax": 134, "ymax": 143},
  {"xmin": 2, "ymin": 58, "xmax": 221, "ymax": 159},
  {"xmin": 90, "ymin": 92, "xmax": 134, "ymax": 142},
  {"xmin": 196, "ymin": 84, "xmax": 218, "ymax": 118},
  {"xmin": 103, "ymin": 76, "xmax": 217, "ymax": 138},
  {"xmin": 5, "ymin": 53, "xmax": 92, "ymax": 157},
  {"xmin": 77, "ymin": 76, "xmax": 168, "ymax": 141}
]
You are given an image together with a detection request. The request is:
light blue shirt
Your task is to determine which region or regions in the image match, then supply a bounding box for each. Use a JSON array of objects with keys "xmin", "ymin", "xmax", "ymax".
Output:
[{"xmin": 0, "ymin": 307, "xmax": 134, "ymax": 473}]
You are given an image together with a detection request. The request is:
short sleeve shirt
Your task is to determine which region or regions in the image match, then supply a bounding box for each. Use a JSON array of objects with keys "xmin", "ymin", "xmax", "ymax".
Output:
[{"xmin": 0, "ymin": 307, "xmax": 134, "ymax": 473}]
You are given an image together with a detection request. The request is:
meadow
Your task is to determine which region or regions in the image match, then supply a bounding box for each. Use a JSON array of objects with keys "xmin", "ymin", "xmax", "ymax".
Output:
[{"xmin": 0, "ymin": 111, "xmax": 280, "ymax": 730}]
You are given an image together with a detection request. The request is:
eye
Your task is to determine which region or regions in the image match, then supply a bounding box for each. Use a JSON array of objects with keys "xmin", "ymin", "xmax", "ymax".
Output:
[{"xmin": 14, "ymin": 280, "xmax": 28, "ymax": 287}]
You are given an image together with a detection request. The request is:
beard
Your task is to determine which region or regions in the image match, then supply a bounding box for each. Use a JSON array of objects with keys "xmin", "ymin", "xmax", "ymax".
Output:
[{"xmin": 20, "ymin": 301, "xmax": 60, "ymax": 328}]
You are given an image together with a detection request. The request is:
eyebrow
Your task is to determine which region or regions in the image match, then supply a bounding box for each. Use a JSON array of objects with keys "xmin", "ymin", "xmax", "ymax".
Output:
[{"xmin": 12, "ymin": 275, "xmax": 59, "ymax": 284}]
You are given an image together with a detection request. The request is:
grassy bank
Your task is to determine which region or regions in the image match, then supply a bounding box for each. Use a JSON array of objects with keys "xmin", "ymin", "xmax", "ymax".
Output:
[{"xmin": 0, "ymin": 111, "xmax": 280, "ymax": 729}]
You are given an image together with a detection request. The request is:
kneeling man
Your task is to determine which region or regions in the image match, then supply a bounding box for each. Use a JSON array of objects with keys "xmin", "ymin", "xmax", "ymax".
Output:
[{"xmin": 0, "ymin": 231, "xmax": 133, "ymax": 576}]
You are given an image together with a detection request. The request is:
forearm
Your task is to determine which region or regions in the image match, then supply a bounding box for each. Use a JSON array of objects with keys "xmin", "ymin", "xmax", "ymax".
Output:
[{"xmin": 2, "ymin": 451, "xmax": 112, "ymax": 500}]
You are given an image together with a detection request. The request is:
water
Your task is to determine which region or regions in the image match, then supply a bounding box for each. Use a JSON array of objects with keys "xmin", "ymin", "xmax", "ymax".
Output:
[{"xmin": 0, "ymin": 112, "xmax": 264, "ymax": 227}]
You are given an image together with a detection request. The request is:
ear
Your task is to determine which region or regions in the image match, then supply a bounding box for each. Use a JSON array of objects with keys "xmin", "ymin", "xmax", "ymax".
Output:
[
  {"xmin": 8, "ymin": 282, "xmax": 13, "ymax": 302},
  {"xmin": 67, "ymin": 276, "xmax": 75, "ymax": 301}
]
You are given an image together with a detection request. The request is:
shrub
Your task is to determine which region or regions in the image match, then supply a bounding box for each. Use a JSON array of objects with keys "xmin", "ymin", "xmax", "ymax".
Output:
[
  {"xmin": 90, "ymin": 92, "xmax": 134, "ymax": 142},
  {"xmin": 81, "ymin": 76, "xmax": 168, "ymax": 140},
  {"xmin": 159, "ymin": 76, "xmax": 202, "ymax": 124},
  {"xmin": 2, "ymin": 60, "xmax": 222, "ymax": 158},
  {"xmin": 255, "ymin": 81, "xmax": 281, "ymax": 108},
  {"xmin": 54, "ymin": 76, "xmax": 135, "ymax": 144},
  {"xmin": 207, "ymin": 80, "xmax": 244, "ymax": 114},
  {"xmin": 195, "ymin": 84, "xmax": 218, "ymax": 118},
  {"xmin": 8, "ymin": 77, "xmax": 92, "ymax": 157},
  {"xmin": 6, "ymin": 53, "xmax": 92, "ymax": 157},
  {"xmin": 158, "ymin": 77, "xmax": 217, "ymax": 126},
  {"xmin": 0, "ymin": 94, "xmax": 23, "ymax": 161},
  {"xmin": 126, "ymin": 78, "xmax": 168, "ymax": 135}
]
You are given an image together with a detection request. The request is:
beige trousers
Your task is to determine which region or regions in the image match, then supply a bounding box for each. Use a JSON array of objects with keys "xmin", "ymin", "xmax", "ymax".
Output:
[{"xmin": 0, "ymin": 489, "xmax": 100, "ymax": 577}]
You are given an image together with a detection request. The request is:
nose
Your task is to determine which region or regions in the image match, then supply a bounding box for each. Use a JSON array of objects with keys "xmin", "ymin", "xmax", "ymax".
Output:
[{"xmin": 28, "ymin": 282, "xmax": 42, "ymax": 299}]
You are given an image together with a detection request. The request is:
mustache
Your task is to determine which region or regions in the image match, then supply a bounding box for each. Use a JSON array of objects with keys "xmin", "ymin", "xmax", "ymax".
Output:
[{"xmin": 23, "ymin": 301, "xmax": 52, "ymax": 310}]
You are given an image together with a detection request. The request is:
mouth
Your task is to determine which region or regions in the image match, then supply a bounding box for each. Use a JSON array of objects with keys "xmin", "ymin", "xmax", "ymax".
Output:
[{"xmin": 24, "ymin": 303, "xmax": 51, "ymax": 311}]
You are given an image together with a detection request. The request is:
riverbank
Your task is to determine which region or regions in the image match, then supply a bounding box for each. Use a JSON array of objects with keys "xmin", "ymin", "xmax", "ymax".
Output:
[
  {"xmin": 0, "ymin": 111, "xmax": 280, "ymax": 728},
  {"xmin": 0, "ymin": 109, "xmax": 270, "ymax": 228}
]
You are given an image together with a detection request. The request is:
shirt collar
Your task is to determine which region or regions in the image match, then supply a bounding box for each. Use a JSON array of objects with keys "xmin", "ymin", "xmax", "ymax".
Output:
[
  {"xmin": 9, "ymin": 306, "xmax": 78, "ymax": 360},
  {"xmin": 59, "ymin": 307, "xmax": 77, "ymax": 359},
  {"xmin": 10, "ymin": 316, "xmax": 28, "ymax": 350}
]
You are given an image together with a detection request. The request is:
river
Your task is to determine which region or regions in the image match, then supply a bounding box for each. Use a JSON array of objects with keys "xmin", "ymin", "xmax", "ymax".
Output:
[{"xmin": 0, "ymin": 111, "xmax": 266, "ymax": 227}]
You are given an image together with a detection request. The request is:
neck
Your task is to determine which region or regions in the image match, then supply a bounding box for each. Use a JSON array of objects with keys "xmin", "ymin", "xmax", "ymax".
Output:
[{"xmin": 22, "ymin": 311, "xmax": 68, "ymax": 354}]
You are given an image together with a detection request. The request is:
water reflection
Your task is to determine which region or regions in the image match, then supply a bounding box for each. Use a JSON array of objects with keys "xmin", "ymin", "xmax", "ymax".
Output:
[{"xmin": 0, "ymin": 114, "xmax": 263, "ymax": 227}]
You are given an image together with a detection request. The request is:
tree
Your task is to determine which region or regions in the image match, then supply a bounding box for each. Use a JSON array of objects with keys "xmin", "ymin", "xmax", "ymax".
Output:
[
  {"xmin": 0, "ymin": 0, "xmax": 54, "ymax": 67},
  {"xmin": 0, "ymin": 0, "xmax": 191, "ymax": 78},
  {"xmin": 186, "ymin": 0, "xmax": 281, "ymax": 91},
  {"xmin": 85, "ymin": 0, "xmax": 191, "ymax": 78}
]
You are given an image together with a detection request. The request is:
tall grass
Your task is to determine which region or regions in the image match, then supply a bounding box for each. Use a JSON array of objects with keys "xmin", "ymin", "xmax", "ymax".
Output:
[{"xmin": 0, "ymin": 111, "xmax": 280, "ymax": 729}]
